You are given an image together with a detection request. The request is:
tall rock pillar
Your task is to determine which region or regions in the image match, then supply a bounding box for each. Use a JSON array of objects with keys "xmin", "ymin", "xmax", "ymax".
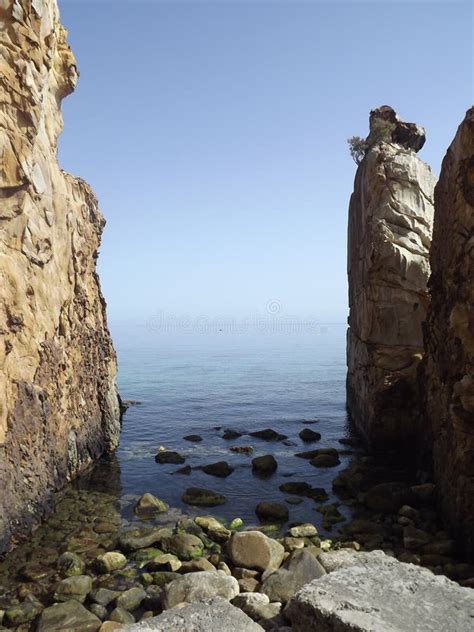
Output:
[
  {"xmin": 0, "ymin": 0, "xmax": 121, "ymax": 553},
  {"xmin": 422, "ymin": 107, "xmax": 474, "ymax": 556},
  {"xmin": 347, "ymin": 107, "xmax": 436, "ymax": 446}
]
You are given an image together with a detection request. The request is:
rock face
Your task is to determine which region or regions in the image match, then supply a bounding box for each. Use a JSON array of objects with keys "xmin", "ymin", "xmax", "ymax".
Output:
[
  {"xmin": 347, "ymin": 106, "xmax": 436, "ymax": 445},
  {"xmin": 286, "ymin": 550, "xmax": 474, "ymax": 632},
  {"xmin": 0, "ymin": 0, "xmax": 120, "ymax": 553},
  {"xmin": 422, "ymin": 107, "xmax": 474, "ymax": 557}
]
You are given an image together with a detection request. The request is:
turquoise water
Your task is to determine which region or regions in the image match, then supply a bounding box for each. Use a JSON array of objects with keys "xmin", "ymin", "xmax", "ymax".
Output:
[{"xmin": 103, "ymin": 323, "xmax": 357, "ymax": 531}]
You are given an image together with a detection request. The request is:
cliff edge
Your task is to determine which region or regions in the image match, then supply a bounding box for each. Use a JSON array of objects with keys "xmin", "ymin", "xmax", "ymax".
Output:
[{"xmin": 0, "ymin": 0, "xmax": 120, "ymax": 554}]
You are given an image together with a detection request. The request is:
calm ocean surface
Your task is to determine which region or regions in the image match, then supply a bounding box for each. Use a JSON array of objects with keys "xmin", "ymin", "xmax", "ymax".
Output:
[{"xmin": 105, "ymin": 322, "xmax": 355, "ymax": 532}]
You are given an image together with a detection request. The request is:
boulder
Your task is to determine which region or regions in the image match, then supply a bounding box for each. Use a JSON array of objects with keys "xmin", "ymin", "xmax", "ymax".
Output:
[
  {"xmin": 155, "ymin": 451, "xmax": 185, "ymax": 465},
  {"xmin": 162, "ymin": 571, "xmax": 239, "ymax": 609},
  {"xmin": 182, "ymin": 488, "xmax": 227, "ymax": 507},
  {"xmin": 260, "ymin": 549, "xmax": 326, "ymax": 603},
  {"xmin": 119, "ymin": 528, "xmax": 168, "ymax": 552},
  {"xmin": 229, "ymin": 531, "xmax": 285, "ymax": 572},
  {"xmin": 37, "ymin": 600, "xmax": 101, "ymax": 632},
  {"xmin": 286, "ymin": 551, "xmax": 474, "ymax": 631},
  {"xmin": 252, "ymin": 455, "xmax": 278, "ymax": 476},
  {"xmin": 119, "ymin": 597, "xmax": 264, "ymax": 631}
]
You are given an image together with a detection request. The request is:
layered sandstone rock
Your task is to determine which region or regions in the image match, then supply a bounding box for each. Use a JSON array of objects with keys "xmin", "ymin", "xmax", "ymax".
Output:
[
  {"xmin": 347, "ymin": 107, "xmax": 436, "ymax": 445},
  {"xmin": 0, "ymin": 0, "xmax": 120, "ymax": 554},
  {"xmin": 422, "ymin": 107, "xmax": 474, "ymax": 556}
]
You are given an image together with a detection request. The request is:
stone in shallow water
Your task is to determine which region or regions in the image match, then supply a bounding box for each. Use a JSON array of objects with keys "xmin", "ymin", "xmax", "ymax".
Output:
[
  {"xmin": 119, "ymin": 527, "xmax": 168, "ymax": 552},
  {"xmin": 134, "ymin": 493, "xmax": 169, "ymax": 516},
  {"xmin": 155, "ymin": 451, "xmax": 185, "ymax": 464},
  {"xmin": 161, "ymin": 534, "xmax": 204, "ymax": 561},
  {"xmin": 222, "ymin": 429, "xmax": 242, "ymax": 440},
  {"xmin": 286, "ymin": 551, "xmax": 474, "ymax": 632},
  {"xmin": 95, "ymin": 551, "xmax": 128, "ymax": 574},
  {"xmin": 310, "ymin": 453, "xmax": 340, "ymax": 468},
  {"xmin": 256, "ymin": 502, "xmax": 289, "ymax": 523},
  {"xmin": 182, "ymin": 488, "xmax": 227, "ymax": 507},
  {"xmin": 230, "ymin": 445, "xmax": 254, "ymax": 454},
  {"xmin": 201, "ymin": 461, "xmax": 234, "ymax": 478},
  {"xmin": 53, "ymin": 575, "xmax": 93, "ymax": 603},
  {"xmin": 5, "ymin": 599, "xmax": 43, "ymax": 626},
  {"xmin": 57, "ymin": 552, "xmax": 85, "ymax": 577},
  {"xmin": 120, "ymin": 596, "xmax": 264, "ymax": 631},
  {"xmin": 37, "ymin": 600, "xmax": 101, "ymax": 632},
  {"xmin": 163, "ymin": 571, "xmax": 239, "ymax": 609},
  {"xmin": 183, "ymin": 435, "xmax": 203, "ymax": 442},
  {"xmin": 252, "ymin": 455, "xmax": 278, "ymax": 476},
  {"xmin": 298, "ymin": 428, "xmax": 322, "ymax": 442},
  {"xmin": 249, "ymin": 429, "xmax": 287, "ymax": 441},
  {"xmin": 194, "ymin": 516, "xmax": 231, "ymax": 542},
  {"xmin": 116, "ymin": 587, "xmax": 147, "ymax": 611}
]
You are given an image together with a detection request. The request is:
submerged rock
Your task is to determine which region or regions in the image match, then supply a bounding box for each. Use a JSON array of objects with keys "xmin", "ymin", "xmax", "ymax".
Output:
[
  {"xmin": 182, "ymin": 488, "xmax": 227, "ymax": 507},
  {"xmin": 155, "ymin": 451, "xmax": 186, "ymax": 465},
  {"xmin": 256, "ymin": 502, "xmax": 289, "ymax": 523},
  {"xmin": 134, "ymin": 493, "xmax": 169, "ymax": 516},
  {"xmin": 57, "ymin": 552, "xmax": 86, "ymax": 577}
]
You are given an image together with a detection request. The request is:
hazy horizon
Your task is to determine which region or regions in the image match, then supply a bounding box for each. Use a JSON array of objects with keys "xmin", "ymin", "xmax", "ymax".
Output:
[{"xmin": 58, "ymin": 0, "xmax": 473, "ymax": 327}]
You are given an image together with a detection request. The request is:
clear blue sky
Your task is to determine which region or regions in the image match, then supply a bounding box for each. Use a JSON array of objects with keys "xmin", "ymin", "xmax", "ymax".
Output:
[{"xmin": 58, "ymin": 0, "xmax": 473, "ymax": 326}]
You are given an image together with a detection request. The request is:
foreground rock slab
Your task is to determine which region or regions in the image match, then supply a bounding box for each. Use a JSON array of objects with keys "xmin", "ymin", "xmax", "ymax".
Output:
[
  {"xmin": 286, "ymin": 551, "xmax": 474, "ymax": 632},
  {"xmin": 121, "ymin": 597, "xmax": 264, "ymax": 631}
]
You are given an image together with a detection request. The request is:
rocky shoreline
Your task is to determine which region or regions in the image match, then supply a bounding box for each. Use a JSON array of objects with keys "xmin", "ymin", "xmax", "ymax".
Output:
[{"xmin": 0, "ymin": 419, "xmax": 473, "ymax": 631}]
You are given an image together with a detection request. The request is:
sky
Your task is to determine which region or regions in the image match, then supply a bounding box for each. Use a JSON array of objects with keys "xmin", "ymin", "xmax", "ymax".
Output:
[{"xmin": 58, "ymin": 0, "xmax": 473, "ymax": 327}]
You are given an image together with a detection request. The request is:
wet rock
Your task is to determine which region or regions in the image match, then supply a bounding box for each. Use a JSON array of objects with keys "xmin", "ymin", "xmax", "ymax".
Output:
[
  {"xmin": 20, "ymin": 563, "xmax": 52, "ymax": 582},
  {"xmin": 134, "ymin": 494, "xmax": 169, "ymax": 516},
  {"xmin": 278, "ymin": 482, "xmax": 327, "ymax": 501},
  {"xmin": 298, "ymin": 429, "xmax": 321, "ymax": 442},
  {"xmin": 130, "ymin": 548, "xmax": 164, "ymax": 567},
  {"xmin": 4, "ymin": 599, "xmax": 43, "ymax": 626},
  {"xmin": 161, "ymin": 534, "xmax": 204, "ymax": 561},
  {"xmin": 296, "ymin": 447, "xmax": 339, "ymax": 460},
  {"xmin": 37, "ymin": 600, "xmax": 101, "ymax": 632},
  {"xmin": 195, "ymin": 516, "xmax": 231, "ymax": 542},
  {"xmin": 310, "ymin": 453, "xmax": 340, "ymax": 468},
  {"xmin": 163, "ymin": 571, "xmax": 239, "ymax": 609},
  {"xmin": 109, "ymin": 607, "xmax": 135, "ymax": 624},
  {"xmin": 57, "ymin": 552, "xmax": 86, "ymax": 577},
  {"xmin": 288, "ymin": 523, "xmax": 317, "ymax": 538},
  {"xmin": 182, "ymin": 488, "xmax": 227, "ymax": 507},
  {"xmin": 201, "ymin": 462, "xmax": 234, "ymax": 478},
  {"xmin": 223, "ymin": 430, "xmax": 242, "ymax": 440},
  {"xmin": 54, "ymin": 575, "xmax": 93, "ymax": 603},
  {"xmin": 249, "ymin": 429, "xmax": 287, "ymax": 441},
  {"xmin": 261, "ymin": 549, "xmax": 326, "ymax": 604},
  {"xmin": 286, "ymin": 551, "xmax": 474, "ymax": 632},
  {"xmin": 155, "ymin": 451, "xmax": 186, "ymax": 465},
  {"xmin": 116, "ymin": 587, "xmax": 147, "ymax": 611},
  {"xmin": 252, "ymin": 455, "xmax": 278, "ymax": 476},
  {"xmin": 183, "ymin": 435, "xmax": 203, "ymax": 442},
  {"xmin": 256, "ymin": 502, "xmax": 289, "ymax": 523},
  {"xmin": 230, "ymin": 446, "xmax": 254, "ymax": 455},
  {"xmin": 229, "ymin": 531, "xmax": 285, "ymax": 572},
  {"xmin": 120, "ymin": 596, "xmax": 264, "ymax": 631},
  {"xmin": 119, "ymin": 528, "xmax": 167, "ymax": 552},
  {"xmin": 174, "ymin": 466, "xmax": 192, "ymax": 475},
  {"xmin": 95, "ymin": 552, "xmax": 128, "ymax": 574}
]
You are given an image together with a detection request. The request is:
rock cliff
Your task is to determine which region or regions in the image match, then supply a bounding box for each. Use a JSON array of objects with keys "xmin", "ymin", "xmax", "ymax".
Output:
[
  {"xmin": 347, "ymin": 107, "xmax": 436, "ymax": 446},
  {"xmin": 422, "ymin": 107, "xmax": 474, "ymax": 557},
  {"xmin": 0, "ymin": 0, "xmax": 120, "ymax": 554}
]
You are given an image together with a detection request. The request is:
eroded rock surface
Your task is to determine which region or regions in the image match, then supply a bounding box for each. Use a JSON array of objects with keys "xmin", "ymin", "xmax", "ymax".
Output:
[
  {"xmin": 347, "ymin": 106, "xmax": 436, "ymax": 445},
  {"xmin": 0, "ymin": 0, "xmax": 120, "ymax": 553},
  {"xmin": 422, "ymin": 107, "xmax": 474, "ymax": 557}
]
